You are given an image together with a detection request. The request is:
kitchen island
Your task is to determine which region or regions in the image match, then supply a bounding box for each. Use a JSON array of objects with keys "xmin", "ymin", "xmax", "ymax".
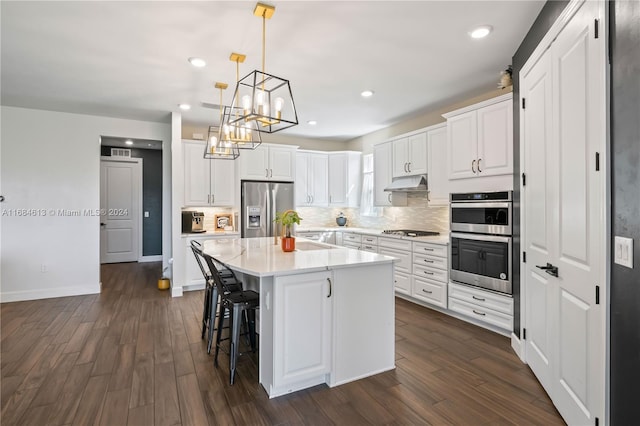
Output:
[{"xmin": 202, "ymin": 237, "xmax": 396, "ymax": 398}]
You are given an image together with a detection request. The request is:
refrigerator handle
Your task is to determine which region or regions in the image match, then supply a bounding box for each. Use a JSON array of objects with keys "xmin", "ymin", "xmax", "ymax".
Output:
[{"xmin": 271, "ymin": 187, "xmax": 277, "ymax": 241}]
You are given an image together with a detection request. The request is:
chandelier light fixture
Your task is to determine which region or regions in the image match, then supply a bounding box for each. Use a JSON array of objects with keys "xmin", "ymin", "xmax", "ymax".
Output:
[
  {"xmin": 226, "ymin": 2, "xmax": 299, "ymax": 133},
  {"xmin": 204, "ymin": 82, "xmax": 240, "ymax": 160},
  {"xmin": 220, "ymin": 53, "xmax": 263, "ymax": 150}
]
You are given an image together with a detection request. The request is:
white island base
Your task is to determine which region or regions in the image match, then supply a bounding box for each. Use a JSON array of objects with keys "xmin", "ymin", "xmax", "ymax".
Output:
[{"xmin": 203, "ymin": 237, "xmax": 395, "ymax": 398}]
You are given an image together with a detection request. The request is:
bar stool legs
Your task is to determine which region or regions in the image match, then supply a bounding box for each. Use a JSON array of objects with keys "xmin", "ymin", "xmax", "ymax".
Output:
[{"xmin": 214, "ymin": 302, "xmax": 258, "ymax": 385}]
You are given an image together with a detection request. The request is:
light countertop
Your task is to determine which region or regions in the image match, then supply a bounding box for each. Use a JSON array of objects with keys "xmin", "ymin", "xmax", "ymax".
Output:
[
  {"xmin": 201, "ymin": 237, "xmax": 396, "ymax": 278},
  {"xmin": 297, "ymin": 227, "xmax": 449, "ymax": 245}
]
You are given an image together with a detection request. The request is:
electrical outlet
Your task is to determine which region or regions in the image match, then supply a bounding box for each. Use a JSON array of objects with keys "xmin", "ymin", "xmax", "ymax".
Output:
[
  {"xmin": 614, "ymin": 236, "xmax": 634, "ymax": 268},
  {"xmin": 144, "ymin": 211, "xmax": 150, "ymax": 218}
]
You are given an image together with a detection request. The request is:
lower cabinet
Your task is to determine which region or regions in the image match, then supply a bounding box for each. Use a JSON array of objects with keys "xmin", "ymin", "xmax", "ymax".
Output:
[
  {"xmin": 273, "ymin": 271, "xmax": 332, "ymax": 387},
  {"xmin": 378, "ymin": 237, "xmax": 413, "ymax": 295},
  {"xmin": 448, "ymin": 282, "xmax": 513, "ymax": 331},
  {"xmin": 410, "ymin": 241, "xmax": 448, "ymax": 308}
]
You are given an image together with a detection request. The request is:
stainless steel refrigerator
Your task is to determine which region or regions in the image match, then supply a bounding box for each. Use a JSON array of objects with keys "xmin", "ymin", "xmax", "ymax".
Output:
[{"xmin": 241, "ymin": 181, "xmax": 294, "ymax": 238}]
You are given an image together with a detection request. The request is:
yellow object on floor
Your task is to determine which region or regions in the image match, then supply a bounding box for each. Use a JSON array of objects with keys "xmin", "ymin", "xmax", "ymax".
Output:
[{"xmin": 157, "ymin": 277, "xmax": 170, "ymax": 290}]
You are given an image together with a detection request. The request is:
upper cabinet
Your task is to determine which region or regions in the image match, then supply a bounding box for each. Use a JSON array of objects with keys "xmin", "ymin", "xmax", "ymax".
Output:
[
  {"xmin": 328, "ymin": 152, "xmax": 361, "ymax": 208},
  {"xmin": 392, "ymin": 132, "xmax": 428, "ymax": 178},
  {"xmin": 183, "ymin": 140, "xmax": 235, "ymax": 207},
  {"xmin": 238, "ymin": 144, "xmax": 297, "ymax": 181},
  {"xmin": 444, "ymin": 93, "xmax": 513, "ymax": 181},
  {"xmin": 374, "ymin": 142, "xmax": 393, "ymax": 206},
  {"xmin": 296, "ymin": 151, "xmax": 328, "ymax": 207},
  {"xmin": 425, "ymin": 124, "xmax": 449, "ymax": 205}
]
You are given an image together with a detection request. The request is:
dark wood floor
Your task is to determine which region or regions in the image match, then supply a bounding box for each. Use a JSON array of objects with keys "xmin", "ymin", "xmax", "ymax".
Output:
[{"xmin": 1, "ymin": 262, "xmax": 564, "ymax": 425}]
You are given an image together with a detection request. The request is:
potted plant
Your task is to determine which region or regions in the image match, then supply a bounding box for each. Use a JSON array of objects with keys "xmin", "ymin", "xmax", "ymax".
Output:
[{"xmin": 274, "ymin": 210, "xmax": 302, "ymax": 252}]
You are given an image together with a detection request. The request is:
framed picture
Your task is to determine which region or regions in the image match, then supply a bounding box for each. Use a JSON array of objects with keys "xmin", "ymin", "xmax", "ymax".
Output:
[{"xmin": 214, "ymin": 213, "xmax": 233, "ymax": 231}]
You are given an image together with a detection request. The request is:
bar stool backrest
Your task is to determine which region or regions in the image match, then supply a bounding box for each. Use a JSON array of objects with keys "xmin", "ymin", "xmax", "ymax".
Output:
[
  {"xmin": 190, "ymin": 240, "xmax": 212, "ymax": 283},
  {"xmin": 202, "ymin": 254, "xmax": 243, "ymax": 295}
]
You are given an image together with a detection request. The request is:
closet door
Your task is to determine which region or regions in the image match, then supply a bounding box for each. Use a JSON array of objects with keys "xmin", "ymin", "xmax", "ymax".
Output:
[
  {"xmin": 550, "ymin": 1, "xmax": 605, "ymax": 423},
  {"xmin": 521, "ymin": 1, "xmax": 605, "ymax": 424}
]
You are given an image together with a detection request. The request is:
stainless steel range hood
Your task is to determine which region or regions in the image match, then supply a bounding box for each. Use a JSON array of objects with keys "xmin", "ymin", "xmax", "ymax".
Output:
[{"xmin": 383, "ymin": 175, "xmax": 428, "ymax": 192}]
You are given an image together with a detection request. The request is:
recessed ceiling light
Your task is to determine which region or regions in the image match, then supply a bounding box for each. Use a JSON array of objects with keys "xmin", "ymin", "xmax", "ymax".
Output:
[
  {"xmin": 125, "ymin": 140, "xmax": 133, "ymax": 146},
  {"xmin": 361, "ymin": 90, "xmax": 374, "ymax": 98},
  {"xmin": 469, "ymin": 25, "xmax": 492, "ymax": 39},
  {"xmin": 307, "ymin": 120, "xmax": 317, "ymax": 125},
  {"xmin": 178, "ymin": 104, "xmax": 191, "ymax": 110},
  {"xmin": 188, "ymin": 57, "xmax": 206, "ymax": 68}
]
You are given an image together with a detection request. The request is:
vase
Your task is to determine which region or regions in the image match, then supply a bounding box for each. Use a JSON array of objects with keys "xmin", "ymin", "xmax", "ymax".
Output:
[{"xmin": 281, "ymin": 237, "xmax": 295, "ymax": 252}]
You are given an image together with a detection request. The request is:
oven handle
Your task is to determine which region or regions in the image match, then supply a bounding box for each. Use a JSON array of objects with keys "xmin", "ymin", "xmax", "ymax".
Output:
[
  {"xmin": 450, "ymin": 202, "xmax": 511, "ymax": 209},
  {"xmin": 450, "ymin": 232, "xmax": 511, "ymax": 244}
]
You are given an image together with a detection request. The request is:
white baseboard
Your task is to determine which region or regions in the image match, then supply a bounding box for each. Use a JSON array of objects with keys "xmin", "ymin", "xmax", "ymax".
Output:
[
  {"xmin": 171, "ymin": 286, "xmax": 183, "ymax": 298},
  {"xmin": 511, "ymin": 333, "xmax": 526, "ymax": 362},
  {"xmin": 0, "ymin": 284, "xmax": 101, "ymax": 303},
  {"xmin": 139, "ymin": 255, "xmax": 163, "ymax": 263}
]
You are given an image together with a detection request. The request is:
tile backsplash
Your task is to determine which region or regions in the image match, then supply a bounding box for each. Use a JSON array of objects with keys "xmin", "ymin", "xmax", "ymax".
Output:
[
  {"xmin": 297, "ymin": 194, "xmax": 449, "ymax": 233},
  {"xmin": 182, "ymin": 207, "xmax": 237, "ymax": 232}
]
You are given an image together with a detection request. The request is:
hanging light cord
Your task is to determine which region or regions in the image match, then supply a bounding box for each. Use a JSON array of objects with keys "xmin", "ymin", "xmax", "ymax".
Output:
[{"xmin": 262, "ymin": 12, "xmax": 266, "ymax": 75}]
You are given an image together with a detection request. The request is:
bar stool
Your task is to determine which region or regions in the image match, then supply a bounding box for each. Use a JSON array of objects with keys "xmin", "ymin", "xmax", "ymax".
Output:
[
  {"xmin": 190, "ymin": 240, "xmax": 242, "ymax": 354},
  {"xmin": 202, "ymin": 253, "xmax": 259, "ymax": 385}
]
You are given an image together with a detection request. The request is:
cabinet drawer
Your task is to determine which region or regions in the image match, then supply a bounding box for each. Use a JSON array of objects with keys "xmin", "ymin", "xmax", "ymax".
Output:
[
  {"xmin": 379, "ymin": 248, "xmax": 411, "ymax": 273},
  {"xmin": 343, "ymin": 241, "xmax": 361, "ymax": 250},
  {"xmin": 342, "ymin": 233, "xmax": 362, "ymax": 243},
  {"xmin": 361, "ymin": 244, "xmax": 378, "ymax": 253},
  {"xmin": 378, "ymin": 237, "xmax": 412, "ymax": 251},
  {"xmin": 448, "ymin": 297, "xmax": 513, "ymax": 331},
  {"xmin": 412, "ymin": 277, "xmax": 447, "ymax": 308},
  {"xmin": 448, "ymin": 282, "xmax": 513, "ymax": 315},
  {"xmin": 413, "ymin": 264, "xmax": 448, "ymax": 283},
  {"xmin": 298, "ymin": 232, "xmax": 322, "ymax": 240},
  {"xmin": 394, "ymin": 272, "xmax": 411, "ymax": 295},
  {"xmin": 413, "ymin": 242, "xmax": 447, "ymax": 258},
  {"xmin": 361, "ymin": 235, "xmax": 378, "ymax": 245},
  {"xmin": 413, "ymin": 253, "xmax": 447, "ymax": 271}
]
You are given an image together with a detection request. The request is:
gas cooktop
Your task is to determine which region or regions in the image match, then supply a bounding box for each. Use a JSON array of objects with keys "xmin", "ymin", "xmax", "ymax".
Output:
[{"xmin": 381, "ymin": 229, "xmax": 440, "ymax": 237}]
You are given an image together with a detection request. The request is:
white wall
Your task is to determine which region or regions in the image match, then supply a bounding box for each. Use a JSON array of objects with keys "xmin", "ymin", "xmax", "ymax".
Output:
[{"xmin": 0, "ymin": 106, "xmax": 172, "ymax": 302}]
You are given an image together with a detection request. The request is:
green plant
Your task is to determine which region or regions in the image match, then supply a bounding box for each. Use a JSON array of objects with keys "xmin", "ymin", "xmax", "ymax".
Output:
[{"xmin": 273, "ymin": 210, "xmax": 302, "ymax": 237}]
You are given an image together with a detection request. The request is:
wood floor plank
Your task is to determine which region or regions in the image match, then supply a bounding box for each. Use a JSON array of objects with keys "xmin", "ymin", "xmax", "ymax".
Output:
[
  {"xmin": 99, "ymin": 388, "xmax": 130, "ymax": 426},
  {"xmin": 108, "ymin": 342, "xmax": 136, "ymax": 391},
  {"xmin": 154, "ymin": 361, "xmax": 181, "ymax": 426},
  {"xmin": 126, "ymin": 404, "xmax": 154, "ymax": 426},
  {"xmin": 90, "ymin": 334, "xmax": 120, "ymax": 376},
  {"xmin": 46, "ymin": 362, "xmax": 93, "ymax": 426},
  {"xmin": 129, "ymin": 351, "xmax": 154, "ymax": 409},
  {"xmin": 176, "ymin": 373, "xmax": 209, "ymax": 426},
  {"xmin": 30, "ymin": 351, "xmax": 79, "ymax": 407},
  {"xmin": 71, "ymin": 374, "xmax": 110, "ymax": 426}
]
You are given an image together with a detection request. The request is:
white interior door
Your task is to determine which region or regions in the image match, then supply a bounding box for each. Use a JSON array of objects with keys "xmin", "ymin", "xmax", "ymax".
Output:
[
  {"xmin": 522, "ymin": 46, "xmax": 555, "ymax": 396},
  {"xmin": 550, "ymin": 2, "xmax": 604, "ymax": 423},
  {"xmin": 521, "ymin": 1, "xmax": 605, "ymax": 424},
  {"xmin": 100, "ymin": 158, "xmax": 141, "ymax": 263}
]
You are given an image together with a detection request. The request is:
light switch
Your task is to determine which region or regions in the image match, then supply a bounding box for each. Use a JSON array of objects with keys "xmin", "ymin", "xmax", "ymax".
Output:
[
  {"xmin": 614, "ymin": 236, "xmax": 633, "ymax": 268},
  {"xmin": 144, "ymin": 211, "xmax": 150, "ymax": 218}
]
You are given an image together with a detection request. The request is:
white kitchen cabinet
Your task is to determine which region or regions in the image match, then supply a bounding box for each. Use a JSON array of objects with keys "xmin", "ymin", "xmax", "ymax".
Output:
[
  {"xmin": 444, "ymin": 93, "xmax": 513, "ymax": 181},
  {"xmin": 295, "ymin": 151, "xmax": 328, "ymax": 207},
  {"xmin": 392, "ymin": 132, "xmax": 427, "ymax": 178},
  {"xmin": 183, "ymin": 234, "xmax": 239, "ymax": 287},
  {"xmin": 238, "ymin": 143, "xmax": 297, "ymax": 182},
  {"xmin": 183, "ymin": 140, "xmax": 235, "ymax": 207},
  {"xmin": 328, "ymin": 152, "xmax": 361, "ymax": 208},
  {"xmin": 273, "ymin": 271, "xmax": 332, "ymax": 387},
  {"xmin": 373, "ymin": 142, "xmax": 407, "ymax": 207},
  {"xmin": 411, "ymin": 241, "xmax": 448, "ymax": 308},
  {"xmin": 379, "ymin": 237, "xmax": 412, "ymax": 296},
  {"xmin": 448, "ymin": 282, "xmax": 513, "ymax": 331},
  {"xmin": 425, "ymin": 124, "xmax": 449, "ymax": 205}
]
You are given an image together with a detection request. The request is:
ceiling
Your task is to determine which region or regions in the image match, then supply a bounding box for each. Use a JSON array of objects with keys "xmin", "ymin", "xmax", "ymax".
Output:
[{"xmin": 1, "ymin": 1, "xmax": 544, "ymax": 142}]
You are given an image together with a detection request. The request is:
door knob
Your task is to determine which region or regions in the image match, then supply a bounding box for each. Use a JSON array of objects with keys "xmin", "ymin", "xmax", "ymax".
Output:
[
  {"xmin": 100, "ymin": 222, "xmax": 106, "ymax": 226},
  {"xmin": 0, "ymin": 195, "xmax": 4, "ymax": 202},
  {"xmin": 536, "ymin": 262, "xmax": 559, "ymax": 277}
]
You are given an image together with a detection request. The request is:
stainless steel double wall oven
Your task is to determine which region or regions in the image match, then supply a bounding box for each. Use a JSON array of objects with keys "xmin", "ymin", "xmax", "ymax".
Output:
[{"xmin": 449, "ymin": 191, "xmax": 513, "ymax": 295}]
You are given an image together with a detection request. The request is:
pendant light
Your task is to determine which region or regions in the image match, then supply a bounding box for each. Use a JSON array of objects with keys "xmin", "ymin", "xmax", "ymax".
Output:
[
  {"xmin": 204, "ymin": 82, "xmax": 240, "ymax": 160},
  {"xmin": 226, "ymin": 2, "xmax": 299, "ymax": 133},
  {"xmin": 220, "ymin": 53, "xmax": 262, "ymax": 150}
]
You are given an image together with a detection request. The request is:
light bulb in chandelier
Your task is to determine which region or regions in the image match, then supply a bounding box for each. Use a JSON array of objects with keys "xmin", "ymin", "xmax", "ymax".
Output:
[{"xmin": 204, "ymin": 81, "xmax": 240, "ymax": 160}]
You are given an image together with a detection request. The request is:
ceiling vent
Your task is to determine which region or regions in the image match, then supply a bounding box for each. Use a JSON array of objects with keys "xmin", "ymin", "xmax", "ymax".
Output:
[{"xmin": 110, "ymin": 148, "xmax": 131, "ymax": 158}]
